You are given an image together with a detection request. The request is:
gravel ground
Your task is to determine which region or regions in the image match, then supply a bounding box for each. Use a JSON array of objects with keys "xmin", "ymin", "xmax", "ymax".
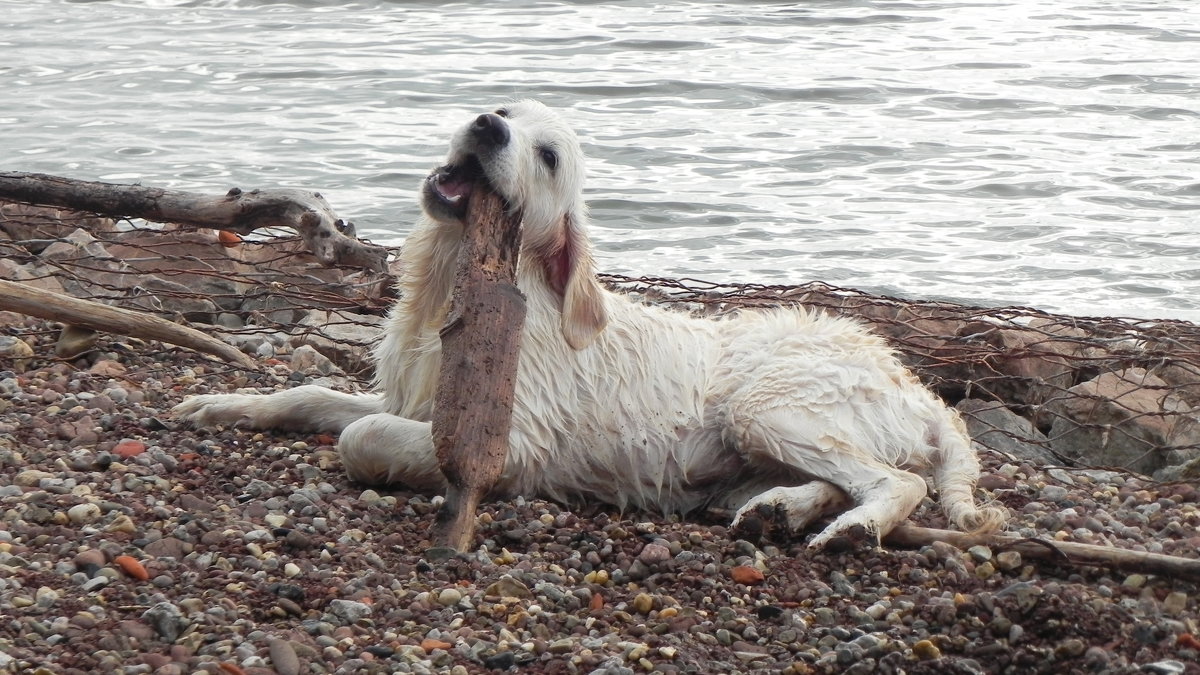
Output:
[{"xmin": 0, "ymin": 318, "xmax": 1198, "ymax": 675}]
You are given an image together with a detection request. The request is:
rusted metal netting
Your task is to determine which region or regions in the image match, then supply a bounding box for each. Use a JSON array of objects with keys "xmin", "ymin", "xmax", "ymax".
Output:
[
  {"xmin": 1, "ymin": 203, "xmax": 396, "ymax": 376},
  {"xmin": 3, "ymin": 201, "xmax": 1198, "ymax": 481}
]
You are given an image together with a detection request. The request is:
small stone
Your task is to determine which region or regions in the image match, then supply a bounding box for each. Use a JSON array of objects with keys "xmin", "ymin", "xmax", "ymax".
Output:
[
  {"xmin": 55, "ymin": 325, "xmax": 97, "ymax": 359},
  {"xmin": 486, "ymin": 576, "xmax": 533, "ymax": 599},
  {"xmin": 977, "ymin": 473, "xmax": 1014, "ymax": 491},
  {"xmin": 74, "ymin": 549, "xmax": 107, "ymax": 570},
  {"xmin": 142, "ymin": 602, "xmax": 189, "ymax": 642},
  {"xmin": 0, "ymin": 336, "xmax": 34, "ymax": 370},
  {"xmin": 438, "ymin": 588, "xmax": 463, "ymax": 606},
  {"xmin": 975, "ymin": 562, "xmax": 995, "ymax": 580},
  {"xmin": 1056, "ymin": 639, "xmax": 1086, "ymax": 658},
  {"xmin": 1039, "ymin": 485, "xmax": 1069, "ymax": 502},
  {"xmin": 1163, "ymin": 592, "xmax": 1187, "ymax": 616},
  {"xmin": 81, "ymin": 575, "xmax": 110, "ymax": 592},
  {"xmin": 105, "ymin": 514, "xmax": 137, "ymax": 534},
  {"xmin": 178, "ymin": 494, "xmax": 214, "ymax": 512},
  {"xmin": 995, "ymin": 551, "xmax": 1022, "ymax": 572},
  {"xmin": 638, "ymin": 543, "xmax": 671, "ymax": 565},
  {"xmin": 284, "ymin": 530, "xmax": 313, "ymax": 549},
  {"xmin": 283, "ymin": 563, "xmax": 302, "ymax": 578},
  {"xmin": 15, "ymin": 469, "xmax": 55, "ymax": 487},
  {"xmin": 143, "ymin": 537, "xmax": 191, "ymax": 559},
  {"xmin": 548, "ymin": 638, "xmax": 574, "ymax": 654},
  {"xmin": 35, "ymin": 586, "xmax": 59, "ymax": 608},
  {"xmin": 420, "ymin": 638, "xmax": 452, "ymax": 652},
  {"xmin": 913, "ymin": 639, "xmax": 941, "ymax": 660},
  {"xmin": 483, "ymin": 652, "xmax": 516, "ymax": 670},
  {"xmin": 632, "ymin": 593, "xmax": 654, "ymax": 614},
  {"xmin": 329, "ymin": 599, "xmax": 372, "ymax": 623},
  {"xmin": 269, "ymin": 638, "xmax": 301, "ymax": 675},
  {"xmin": 966, "ymin": 545, "xmax": 992, "ymax": 562},
  {"xmin": 1122, "ymin": 574, "xmax": 1147, "ymax": 590}
]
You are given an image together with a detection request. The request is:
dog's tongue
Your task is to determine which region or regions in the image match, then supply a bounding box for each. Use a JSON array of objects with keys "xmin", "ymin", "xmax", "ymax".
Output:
[{"xmin": 436, "ymin": 171, "xmax": 474, "ymax": 203}]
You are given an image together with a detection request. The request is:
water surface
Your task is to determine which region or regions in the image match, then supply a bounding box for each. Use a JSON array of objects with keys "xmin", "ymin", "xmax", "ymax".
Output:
[{"xmin": 3, "ymin": 0, "xmax": 1199, "ymax": 320}]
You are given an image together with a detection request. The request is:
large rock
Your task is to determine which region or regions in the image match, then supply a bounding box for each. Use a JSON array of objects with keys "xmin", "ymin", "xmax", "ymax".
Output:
[
  {"xmin": 956, "ymin": 320, "xmax": 1080, "ymax": 407},
  {"xmin": 291, "ymin": 309, "xmax": 384, "ymax": 376},
  {"xmin": 1047, "ymin": 368, "xmax": 1200, "ymax": 475},
  {"xmin": 956, "ymin": 398, "xmax": 1058, "ymax": 465},
  {"xmin": 0, "ymin": 202, "xmax": 116, "ymax": 252},
  {"xmin": 0, "ymin": 258, "xmax": 67, "ymax": 295}
]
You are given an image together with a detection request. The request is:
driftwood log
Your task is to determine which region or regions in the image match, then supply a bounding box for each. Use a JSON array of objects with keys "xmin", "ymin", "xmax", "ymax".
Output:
[
  {"xmin": 0, "ymin": 172, "xmax": 387, "ymax": 271},
  {"xmin": 430, "ymin": 184, "xmax": 526, "ymax": 553},
  {"xmin": 0, "ymin": 279, "xmax": 257, "ymax": 370}
]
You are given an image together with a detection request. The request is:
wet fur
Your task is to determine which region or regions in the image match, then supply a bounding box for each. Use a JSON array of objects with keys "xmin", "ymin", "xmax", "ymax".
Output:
[{"xmin": 175, "ymin": 100, "xmax": 1005, "ymax": 546}]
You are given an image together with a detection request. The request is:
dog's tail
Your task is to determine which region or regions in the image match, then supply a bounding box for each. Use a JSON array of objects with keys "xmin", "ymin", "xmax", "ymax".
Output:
[{"xmin": 930, "ymin": 411, "xmax": 1008, "ymax": 534}]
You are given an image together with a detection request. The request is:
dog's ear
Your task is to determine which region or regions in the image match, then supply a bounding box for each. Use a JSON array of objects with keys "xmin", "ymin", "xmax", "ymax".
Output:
[{"xmin": 540, "ymin": 211, "xmax": 608, "ymax": 350}]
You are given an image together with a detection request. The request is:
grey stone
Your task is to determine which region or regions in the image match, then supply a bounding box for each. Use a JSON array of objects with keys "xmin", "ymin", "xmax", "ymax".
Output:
[
  {"xmin": 290, "ymin": 344, "xmax": 340, "ymax": 376},
  {"xmin": 957, "ymin": 398, "xmax": 1058, "ymax": 465},
  {"xmin": 142, "ymin": 602, "xmax": 189, "ymax": 642},
  {"xmin": 328, "ymin": 599, "xmax": 373, "ymax": 623}
]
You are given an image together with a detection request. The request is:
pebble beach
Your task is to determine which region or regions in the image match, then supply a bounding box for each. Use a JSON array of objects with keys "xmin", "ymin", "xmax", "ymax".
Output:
[{"xmin": 0, "ymin": 318, "xmax": 1198, "ymax": 675}]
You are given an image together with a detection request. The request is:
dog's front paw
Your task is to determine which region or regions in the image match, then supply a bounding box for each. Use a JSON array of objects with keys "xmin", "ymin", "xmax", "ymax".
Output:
[
  {"xmin": 732, "ymin": 483, "xmax": 850, "ymax": 540},
  {"xmin": 173, "ymin": 394, "xmax": 260, "ymax": 428}
]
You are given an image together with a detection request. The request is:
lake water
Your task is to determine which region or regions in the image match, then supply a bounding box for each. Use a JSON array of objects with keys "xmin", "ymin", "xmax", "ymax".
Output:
[{"xmin": 4, "ymin": 0, "xmax": 1199, "ymax": 322}]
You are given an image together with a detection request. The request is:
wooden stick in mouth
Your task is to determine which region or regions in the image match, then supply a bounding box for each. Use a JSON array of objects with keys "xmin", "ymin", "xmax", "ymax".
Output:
[{"xmin": 429, "ymin": 180, "xmax": 526, "ymax": 553}]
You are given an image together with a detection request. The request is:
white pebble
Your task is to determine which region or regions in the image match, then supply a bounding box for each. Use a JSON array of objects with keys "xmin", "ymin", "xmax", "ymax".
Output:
[{"xmin": 67, "ymin": 503, "xmax": 102, "ymax": 525}]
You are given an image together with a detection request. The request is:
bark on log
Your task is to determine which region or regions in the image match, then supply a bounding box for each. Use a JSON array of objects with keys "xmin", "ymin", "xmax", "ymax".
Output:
[
  {"xmin": 0, "ymin": 171, "xmax": 387, "ymax": 272},
  {"xmin": 884, "ymin": 524, "xmax": 1200, "ymax": 581},
  {"xmin": 430, "ymin": 185, "xmax": 526, "ymax": 553},
  {"xmin": 0, "ymin": 278, "xmax": 258, "ymax": 370}
]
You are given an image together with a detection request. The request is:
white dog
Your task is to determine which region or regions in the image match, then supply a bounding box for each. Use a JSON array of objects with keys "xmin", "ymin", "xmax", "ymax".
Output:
[{"xmin": 176, "ymin": 100, "xmax": 1005, "ymax": 547}]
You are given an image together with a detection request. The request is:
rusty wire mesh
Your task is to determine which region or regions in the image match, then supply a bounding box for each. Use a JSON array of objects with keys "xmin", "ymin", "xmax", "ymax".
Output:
[{"xmin": 3, "ymin": 201, "xmax": 1199, "ymax": 480}]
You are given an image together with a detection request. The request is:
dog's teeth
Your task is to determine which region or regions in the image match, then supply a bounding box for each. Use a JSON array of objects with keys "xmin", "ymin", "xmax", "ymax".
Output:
[{"xmin": 446, "ymin": 195, "xmax": 462, "ymax": 204}]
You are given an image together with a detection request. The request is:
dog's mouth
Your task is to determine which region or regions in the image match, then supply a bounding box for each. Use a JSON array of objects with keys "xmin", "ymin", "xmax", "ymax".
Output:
[{"xmin": 427, "ymin": 155, "xmax": 486, "ymax": 218}]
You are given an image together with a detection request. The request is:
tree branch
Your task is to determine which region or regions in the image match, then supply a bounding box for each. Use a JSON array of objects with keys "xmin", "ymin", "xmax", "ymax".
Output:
[{"xmin": 0, "ymin": 279, "xmax": 258, "ymax": 370}]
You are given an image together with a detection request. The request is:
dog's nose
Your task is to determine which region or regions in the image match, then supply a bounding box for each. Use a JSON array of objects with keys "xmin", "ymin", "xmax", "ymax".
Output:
[{"xmin": 471, "ymin": 113, "xmax": 510, "ymax": 148}]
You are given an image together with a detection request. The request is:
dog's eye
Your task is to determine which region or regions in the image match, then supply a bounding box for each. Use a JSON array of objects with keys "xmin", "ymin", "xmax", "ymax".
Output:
[
  {"xmin": 538, "ymin": 146, "xmax": 558, "ymax": 171},
  {"xmin": 495, "ymin": 108, "xmax": 509, "ymax": 118}
]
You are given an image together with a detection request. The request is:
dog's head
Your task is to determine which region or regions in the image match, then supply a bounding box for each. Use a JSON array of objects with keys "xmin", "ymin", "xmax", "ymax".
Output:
[{"xmin": 422, "ymin": 100, "xmax": 607, "ymax": 349}]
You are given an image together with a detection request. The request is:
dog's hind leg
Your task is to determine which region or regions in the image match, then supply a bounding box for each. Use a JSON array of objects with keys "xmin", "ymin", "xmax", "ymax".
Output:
[
  {"xmin": 337, "ymin": 414, "xmax": 446, "ymax": 491},
  {"xmin": 729, "ymin": 408, "xmax": 928, "ymax": 548},
  {"xmin": 174, "ymin": 386, "xmax": 383, "ymax": 433}
]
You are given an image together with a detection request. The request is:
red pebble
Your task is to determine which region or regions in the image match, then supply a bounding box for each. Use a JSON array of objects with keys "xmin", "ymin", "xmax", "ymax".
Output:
[
  {"xmin": 114, "ymin": 555, "xmax": 149, "ymax": 581},
  {"xmin": 217, "ymin": 230, "xmax": 242, "ymax": 248},
  {"xmin": 113, "ymin": 440, "xmax": 146, "ymax": 459},
  {"xmin": 730, "ymin": 565, "xmax": 766, "ymax": 586}
]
